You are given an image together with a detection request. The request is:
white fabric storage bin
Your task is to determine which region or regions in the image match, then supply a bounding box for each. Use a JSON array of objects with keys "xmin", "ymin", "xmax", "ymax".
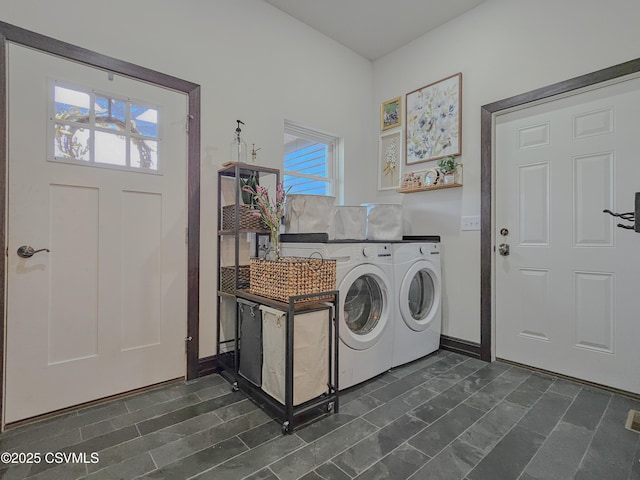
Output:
[
  {"xmin": 364, "ymin": 204, "xmax": 403, "ymax": 240},
  {"xmin": 260, "ymin": 305, "xmax": 329, "ymax": 406},
  {"xmin": 330, "ymin": 206, "xmax": 367, "ymax": 240},
  {"xmin": 284, "ymin": 194, "xmax": 336, "ymax": 234}
]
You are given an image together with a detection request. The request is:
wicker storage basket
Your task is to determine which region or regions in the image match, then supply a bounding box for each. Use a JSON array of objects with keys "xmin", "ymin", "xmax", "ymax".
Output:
[
  {"xmin": 222, "ymin": 204, "xmax": 265, "ymax": 231},
  {"xmin": 249, "ymin": 257, "xmax": 336, "ymax": 302},
  {"xmin": 220, "ymin": 265, "xmax": 251, "ymax": 293}
]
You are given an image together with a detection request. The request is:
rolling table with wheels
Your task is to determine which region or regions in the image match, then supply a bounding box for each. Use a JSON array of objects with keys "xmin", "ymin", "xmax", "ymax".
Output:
[{"xmin": 233, "ymin": 290, "xmax": 339, "ymax": 433}]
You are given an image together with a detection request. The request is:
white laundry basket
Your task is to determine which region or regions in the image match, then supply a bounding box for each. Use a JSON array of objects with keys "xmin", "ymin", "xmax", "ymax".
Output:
[
  {"xmin": 284, "ymin": 194, "xmax": 336, "ymax": 234},
  {"xmin": 364, "ymin": 204, "xmax": 403, "ymax": 240},
  {"xmin": 260, "ymin": 305, "xmax": 330, "ymax": 406},
  {"xmin": 330, "ymin": 206, "xmax": 367, "ymax": 240}
]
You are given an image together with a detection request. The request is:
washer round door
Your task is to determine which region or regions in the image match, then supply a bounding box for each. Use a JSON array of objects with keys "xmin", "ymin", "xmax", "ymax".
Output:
[
  {"xmin": 339, "ymin": 264, "xmax": 391, "ymax": 350},
  {"xmin": 399, "ymin": 260, "xmax": 441, "ymax": 332}
]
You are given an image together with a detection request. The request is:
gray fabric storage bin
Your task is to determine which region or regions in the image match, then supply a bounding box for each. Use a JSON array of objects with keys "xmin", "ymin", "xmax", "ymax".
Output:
[{"xmin": 238, "ymin": 298, "xmax": 263, "ymax": 386}]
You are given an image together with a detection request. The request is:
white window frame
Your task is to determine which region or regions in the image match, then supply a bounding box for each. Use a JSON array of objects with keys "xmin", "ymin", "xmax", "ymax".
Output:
[{"xmin": 284, "ymin": 120, "xmax": 338, "ymax": 198}]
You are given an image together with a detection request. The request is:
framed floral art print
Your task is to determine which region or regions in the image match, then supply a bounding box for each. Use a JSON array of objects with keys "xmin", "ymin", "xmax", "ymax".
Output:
[
  {"xmin": 378, "ymin": 131, "xmax": 401, "ymax": 191},
  {"xmin": 381, "ymin": 97, "xmax": 401, "ymax": 131},
  {"xmin": 405, "ymin": 73, "xmax": 462, "ymax": 165}
]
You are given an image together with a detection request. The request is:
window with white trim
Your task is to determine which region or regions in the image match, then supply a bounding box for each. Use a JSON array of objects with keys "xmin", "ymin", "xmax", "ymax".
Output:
[
  {"xmin": 283, "ymin": 121, "xmax": 337, "ymax": 196},
  {"xmin": 50, "ymin": 82, "xmax": 160, "ymax": 172}
]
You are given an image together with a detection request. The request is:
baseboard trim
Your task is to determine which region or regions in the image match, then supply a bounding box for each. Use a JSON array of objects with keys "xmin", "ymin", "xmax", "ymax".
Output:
[
  {"xmin": 497, "ymin": 357, "xmax": 640, "ymax": 401},
  {"xmin": 197, "ymin": 355, "xmax": 220, "ymax": 377},
  {"xmin": 200, "ymin": 338, "xmax": 483, "ymax": 377},
  {"xmin": 440, "ymin": 335, "xmax": 482, "ymax": 359}
]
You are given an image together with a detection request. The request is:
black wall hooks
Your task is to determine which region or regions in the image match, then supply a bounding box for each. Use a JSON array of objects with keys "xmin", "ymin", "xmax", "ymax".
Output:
[{"xmin": 603, "ymin": 192, "xmax": 639, "ymax": 232}]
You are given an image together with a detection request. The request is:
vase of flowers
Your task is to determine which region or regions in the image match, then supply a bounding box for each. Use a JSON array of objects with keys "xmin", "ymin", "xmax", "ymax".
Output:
[{"xmin": 242, "ymin": 182, "xmax": 287, "ymax": 261}]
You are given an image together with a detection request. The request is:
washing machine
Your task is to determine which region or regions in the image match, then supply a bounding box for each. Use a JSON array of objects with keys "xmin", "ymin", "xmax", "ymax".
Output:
[
  {"xmin": 280, "ymin": 241, "xmax": 395, "ymax": 390},
  {"xmin": 391, "ymin": 240, "xmax": 442, "ymax": 368}
]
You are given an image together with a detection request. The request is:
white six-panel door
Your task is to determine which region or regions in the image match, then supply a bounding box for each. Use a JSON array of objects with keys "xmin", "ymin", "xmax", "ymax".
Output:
[
  {"xmin": 5, "ymin": 43, "xmax": 188, "ymax": 423},
  {"xmin": 495, "ymin": 76, "xmax": 640, "ymax": 394}
]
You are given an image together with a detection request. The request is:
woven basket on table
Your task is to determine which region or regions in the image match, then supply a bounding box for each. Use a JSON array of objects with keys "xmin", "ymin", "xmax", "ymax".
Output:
[
  {"xmin": 249, "ymin": 257, "xmax": 336, "ymax": 302},
  {"xmin": 221, "ymin": 204, "xmax": 266, "ymax": 230}
]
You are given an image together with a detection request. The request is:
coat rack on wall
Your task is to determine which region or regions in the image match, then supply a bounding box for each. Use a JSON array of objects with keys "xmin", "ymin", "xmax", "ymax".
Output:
[{"xmin": 603, "ymin": 192, "xmax": 639, "ymax": 232}]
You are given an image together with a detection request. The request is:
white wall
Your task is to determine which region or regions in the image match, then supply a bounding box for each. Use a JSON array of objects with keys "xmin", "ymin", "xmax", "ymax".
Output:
[
  {"xmin": 5, "ymin": 0, "xmax": 640, "ymax": 354},
  {"xmin": 372, "ymin": 0, "xmax": 640, "ymax": 342},
  {"xmin": 0, "ymin": 0, "xmax": 374, "ymax": 357}
]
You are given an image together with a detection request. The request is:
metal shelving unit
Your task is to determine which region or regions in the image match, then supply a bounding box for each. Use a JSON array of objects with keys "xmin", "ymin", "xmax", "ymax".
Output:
[{"xmin": 216, "ymin": 163, "xmax": 280, "ymax": 380}]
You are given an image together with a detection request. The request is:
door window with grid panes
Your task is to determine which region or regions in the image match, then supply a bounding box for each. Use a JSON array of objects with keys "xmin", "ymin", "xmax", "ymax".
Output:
[{"xmin": 50, "ymin": 82, "xmax": 161, "ymax": 173}]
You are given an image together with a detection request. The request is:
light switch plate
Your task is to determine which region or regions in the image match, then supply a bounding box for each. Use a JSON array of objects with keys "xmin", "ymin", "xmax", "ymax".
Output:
[{"xmin": 461, "ymin": 215, "xmax": 481, "ymax": 231}]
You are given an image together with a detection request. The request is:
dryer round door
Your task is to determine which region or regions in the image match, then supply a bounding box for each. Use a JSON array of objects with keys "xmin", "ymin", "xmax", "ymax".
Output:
[
  {"xmin": 339, "ymin": 264, "xmax": 391, "ymax": 350},
  {"xmin": 399, "ymin": 260, "xmax": 441, "ymax": 332}
]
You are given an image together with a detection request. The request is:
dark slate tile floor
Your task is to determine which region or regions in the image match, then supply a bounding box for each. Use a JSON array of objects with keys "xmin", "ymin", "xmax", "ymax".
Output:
[{"xmin": 1, "ymin": 350, "xmax": 639, "ymax": 479}]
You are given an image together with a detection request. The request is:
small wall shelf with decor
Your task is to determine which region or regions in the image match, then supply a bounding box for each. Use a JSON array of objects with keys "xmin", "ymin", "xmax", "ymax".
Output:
[{"xmin": 397, "ymin": 163, "xmax": 463, "ymax": 193}]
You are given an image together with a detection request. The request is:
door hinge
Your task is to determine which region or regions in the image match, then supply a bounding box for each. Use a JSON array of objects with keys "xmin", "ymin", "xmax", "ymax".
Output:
[
  {"xmin": 186, "ymin": 114, "xmax": 194, "ymax": 133},
  {"xmin": 185, "ymin": 226, "xmax": 189, "ymax": 244}
]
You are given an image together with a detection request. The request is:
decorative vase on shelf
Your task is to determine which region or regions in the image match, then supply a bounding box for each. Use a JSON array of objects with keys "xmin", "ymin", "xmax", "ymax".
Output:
[
  {"xmin": 443, "ymin": 172, "xmax": 456, "ymax": 185},
  {"xmin": 242, "ymin": 182, "xmax": 285, "ymax": 262},
  {"xmin": 265, "ymin": 228, "xmax": 280, "ymax": 261},
  {"xmin": 437, "ymin": 156, "xmax": 460, "ymax": 185}
]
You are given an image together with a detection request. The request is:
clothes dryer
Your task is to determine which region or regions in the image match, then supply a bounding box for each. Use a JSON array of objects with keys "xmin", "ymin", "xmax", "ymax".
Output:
[
  {"xmin": 391, "ymin": 241, "xmax": 442, "ymax": 368},
  {"xmin": 281, "ymin": 241, "xmax": 394, "ymax": 390}
]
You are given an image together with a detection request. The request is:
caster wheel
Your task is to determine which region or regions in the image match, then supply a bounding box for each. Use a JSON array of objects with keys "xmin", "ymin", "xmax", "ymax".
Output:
[
  {"xmin": 327, "ymin": 402, "xmax": 334, "ymax": 412},
  {"xmin": 281, "ymin": 421, "xmax": 290, "ymax": 434},
  {"xmin": 231, "ymin": 382, "xmax": 239, "ymax": 392}
]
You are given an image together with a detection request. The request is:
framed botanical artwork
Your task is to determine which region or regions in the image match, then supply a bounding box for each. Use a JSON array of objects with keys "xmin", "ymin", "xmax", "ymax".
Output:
[
  {"xmin": 378, "ymin": 131, "xmax": 401, "ymax": 191},
  {"xmin": 405, "ymin": 72, "xmax": 462, "ymax": 165},
  {"xmin": 381, "ymin": 97, "xmax": 401, "ymax": 131}
]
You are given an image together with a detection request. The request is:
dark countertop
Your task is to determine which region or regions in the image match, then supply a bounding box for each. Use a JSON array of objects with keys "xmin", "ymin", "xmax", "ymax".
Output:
[{"xmin": 280, "ymin": 233, "xmax": 440, "ymax": 243}]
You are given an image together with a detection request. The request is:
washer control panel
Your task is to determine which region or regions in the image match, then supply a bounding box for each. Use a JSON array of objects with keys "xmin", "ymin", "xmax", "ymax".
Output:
[
  {"xmin": 419, "ymin": 243, "xmax": 440, "ymax": 256},
  {"xmin": 362, "ymin": 244, "xmax": 391, "ymax": 258}
]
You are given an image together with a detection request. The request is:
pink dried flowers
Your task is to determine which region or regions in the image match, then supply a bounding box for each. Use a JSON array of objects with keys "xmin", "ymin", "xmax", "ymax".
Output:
[{"xmin": 242, "ymin": 183, "xmax": 288, "ymax": 260}]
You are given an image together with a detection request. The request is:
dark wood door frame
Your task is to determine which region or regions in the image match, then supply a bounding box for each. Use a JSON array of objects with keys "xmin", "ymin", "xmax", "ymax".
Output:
[
  {"xmin": 0, "ymin": 21, "xmax": 201, "ymax": 424},
  {"xmin": 480, "ymin": 58, "xmax": 640, "ymax": 361}
]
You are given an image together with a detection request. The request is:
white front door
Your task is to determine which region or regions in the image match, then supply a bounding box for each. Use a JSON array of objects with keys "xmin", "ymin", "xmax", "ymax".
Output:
[
  {"xmin": 5, "ymin": 43, "xmax": 188, "ymax": 423},
  {"xmin": 495, "ymin": 75, "xmax": 640, "ymax": 394}
]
